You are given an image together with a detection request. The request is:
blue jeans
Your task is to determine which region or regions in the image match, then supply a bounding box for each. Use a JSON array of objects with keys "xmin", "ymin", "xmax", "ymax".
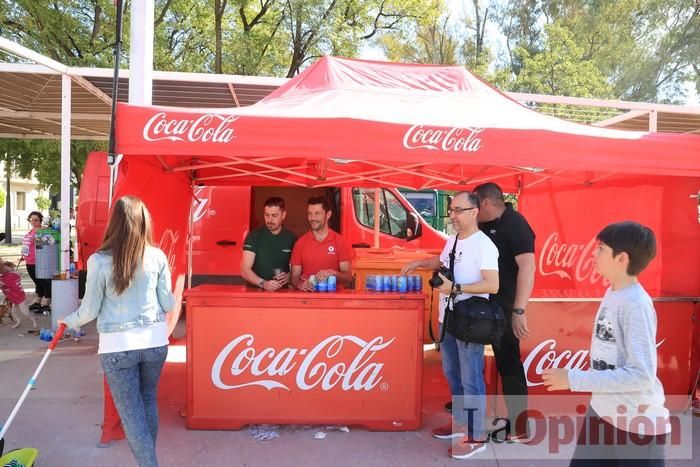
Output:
[
  {"xmin": 441, "ymin": 322, "xmax": 486, "ymax": 439},
  {"xmin": 101, "ymin": 345, "xmax": 168, "ymax": 467},
  {"xmin": 440, "ymin": 322, "xmax": 463, "ymax": 396}
]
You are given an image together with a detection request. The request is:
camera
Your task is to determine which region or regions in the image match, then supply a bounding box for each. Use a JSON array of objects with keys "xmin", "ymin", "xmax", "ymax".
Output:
[{"xmin": 429, "ymin": 266, "xmax": 453, "ymax": 288}]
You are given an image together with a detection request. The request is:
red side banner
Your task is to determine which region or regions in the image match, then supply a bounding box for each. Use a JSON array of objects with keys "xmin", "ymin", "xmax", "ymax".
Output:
[
  {"xmin": 522, "ymin": 176, "xmax": 700, "ymax": 298},
  {"xmin": 112, "ymin": 155, "xmax": 192, "ymax": 333}
]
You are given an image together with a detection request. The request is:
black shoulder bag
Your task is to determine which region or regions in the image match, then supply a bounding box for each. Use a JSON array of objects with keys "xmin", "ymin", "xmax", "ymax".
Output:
[{"xmin": 441, "ymin": 235, "xmax": 506, "ymax": 348}]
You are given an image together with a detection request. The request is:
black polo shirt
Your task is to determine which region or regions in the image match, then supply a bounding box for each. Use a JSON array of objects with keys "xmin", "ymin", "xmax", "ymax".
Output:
[{"xmin": 478, "ymin": 203, "xmax": 535, "ymax": 309}]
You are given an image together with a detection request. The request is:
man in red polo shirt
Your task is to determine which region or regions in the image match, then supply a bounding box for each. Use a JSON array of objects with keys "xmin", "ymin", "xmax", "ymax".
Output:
[{"xmin": 290, "ymin": 196, "xmax": 353, "ymax": 291}]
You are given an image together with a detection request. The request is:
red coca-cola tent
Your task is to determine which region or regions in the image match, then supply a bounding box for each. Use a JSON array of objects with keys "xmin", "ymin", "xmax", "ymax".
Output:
[
  {"xmin": 113, "ymin": 56, "xmax": 700, "ymax": 296},
  {"xmin": 116, "ymin": 56, "xmax": 700, "ymax": 189},
  {"xmin": 109, "ymin": 57, "xmax": 699, "ymax": 408}
]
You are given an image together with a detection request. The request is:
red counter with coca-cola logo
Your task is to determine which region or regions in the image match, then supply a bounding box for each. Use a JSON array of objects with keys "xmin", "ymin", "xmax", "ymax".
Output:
[
  {"xmin": 513, "ymin": 299, "xmax": 697, "ymax": 411},
  {"xmin": 185, "ymin": 285, "xmax": 425, "ymax": 431}
]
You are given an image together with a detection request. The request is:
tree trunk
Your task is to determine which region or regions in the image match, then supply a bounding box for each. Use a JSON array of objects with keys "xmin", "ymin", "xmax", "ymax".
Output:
[{"xmin": 214, "ymin": 0, "xmax": 226, "ymax": 73}]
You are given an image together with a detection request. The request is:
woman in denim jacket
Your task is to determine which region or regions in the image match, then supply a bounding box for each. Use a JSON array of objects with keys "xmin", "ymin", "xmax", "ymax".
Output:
[{"xmin": 60, "ymin": 196, "xmax": 174, "ymax": 467}]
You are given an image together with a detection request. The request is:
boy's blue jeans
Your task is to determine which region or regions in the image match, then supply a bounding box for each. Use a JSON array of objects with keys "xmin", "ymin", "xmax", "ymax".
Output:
[
  {"xmin": 101, "ymin": 345, "xmax": 168, "ymax": 467},
  {"xmin": 440, "ymin": 322, "xmax": 486, "ymax": 440}
]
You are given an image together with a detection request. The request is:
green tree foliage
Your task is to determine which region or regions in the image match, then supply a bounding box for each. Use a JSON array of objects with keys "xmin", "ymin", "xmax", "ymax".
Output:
[
  {"xmin": 0, "ymin": 139, "xmax": 105, "ymax": 192},
  {"xmin": 493, "ymin": 0, "xmax": 699, "ymax": 102},
  {"xmin": 511, "ymin": 22, "xmax": 612, "ymax": 98}
]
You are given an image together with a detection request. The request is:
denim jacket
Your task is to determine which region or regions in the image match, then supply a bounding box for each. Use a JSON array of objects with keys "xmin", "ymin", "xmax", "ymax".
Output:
[{"xmin": 63, "ymin": 246, "xmax": 175, "ymax": 333}]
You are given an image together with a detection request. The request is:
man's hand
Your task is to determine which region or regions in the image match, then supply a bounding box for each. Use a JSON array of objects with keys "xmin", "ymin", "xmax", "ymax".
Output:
[
  {"xmin": 299, "ymin": 279, "xmax": 315, "ymax": 292},
  {"xmin": 275, "ymin": 272, "xmax": 290, "ymax": 286},
  {"xmin": 400, "ymin": 260, "xmax": 421, "ymax": 276},
  {"xmin": 315, "ymin": 269, "xmax": 336, "ymax": 281},
  {"xmin": 262, "ymin": 280, "xmax": 283, "ymax": 291},
  {"xmin": 436, "ymin": 273, "xmax": 453, "ymax": 295},
  {"xmin": 542, "ymin": 368, "xmax": 570, "ymax": 391},
  {"xmin": 512, "ymin": 313, "xmax": 530, "ymax": 340}
]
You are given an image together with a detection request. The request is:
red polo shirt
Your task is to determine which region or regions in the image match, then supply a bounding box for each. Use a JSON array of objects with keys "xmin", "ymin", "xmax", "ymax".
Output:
[{"xmin": 290, "ymin": 229, "xmax": 353, "ymax": 277}]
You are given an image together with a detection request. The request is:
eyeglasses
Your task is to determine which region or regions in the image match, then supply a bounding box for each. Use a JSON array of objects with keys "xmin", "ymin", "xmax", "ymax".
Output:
[{"xmin": 447, "ymin": 207, "xmax": 477, "ymax": 215}]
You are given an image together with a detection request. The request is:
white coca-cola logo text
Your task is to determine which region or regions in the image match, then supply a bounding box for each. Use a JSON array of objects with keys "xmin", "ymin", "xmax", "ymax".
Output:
[
  {"xmin": 157, "ymin": 229, "xmax": 179, "ymax": 273},
  {"xmin": 143, "ymin": 112, "xmax": 238, "ymax": 143},
  {"xmin": 538, "ymin": 232, "xmax": 602, "ymax": 284},
  {"xmin": 524, "ymin": 338, "xmax": 666, "ymax": 387},
  {"xmin": 402, "ymin": 125, "xmax": 483, "ymax": 152},
  {"xmin": 524, "ymin": 339, "xmax": 589, "ymax": 387},
  {"xmin": 211, "ymin": 334, "xmax": 395, "ymax": 392}
]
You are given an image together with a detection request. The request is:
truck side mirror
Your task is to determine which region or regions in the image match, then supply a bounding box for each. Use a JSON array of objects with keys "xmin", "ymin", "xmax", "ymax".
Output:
[{"xmin": 406, "ymin": 212, "xmax": 422, "ymax": 240}]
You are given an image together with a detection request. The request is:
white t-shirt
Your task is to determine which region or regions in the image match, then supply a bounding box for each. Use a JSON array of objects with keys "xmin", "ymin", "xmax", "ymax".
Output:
[{"xmin": 438, "ymin": 231, "xmax": 499, "ymax": 322}]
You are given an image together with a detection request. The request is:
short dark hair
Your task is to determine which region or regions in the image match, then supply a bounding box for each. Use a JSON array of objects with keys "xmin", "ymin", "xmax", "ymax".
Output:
[
  {"xmin": 264, "ymin": 197, "xmax": 286, "ymax": 210},
  {"xmin": 307, "ymin": 196, "xmax": 331, "ymax": 212},
  {"xmin": 27, "ymin": 211, "xmax": 43, "ymax": 222},
  {"xmin": 596, "ymin": 221, "xmax": 656, "ymax": 276},
  {"xmin": 454, "ymin": 191, "xmax": 481, "ymax": 208},
  {"xmin": 473, "ymin": 183, "xmax": 504, "ymax": 204}
]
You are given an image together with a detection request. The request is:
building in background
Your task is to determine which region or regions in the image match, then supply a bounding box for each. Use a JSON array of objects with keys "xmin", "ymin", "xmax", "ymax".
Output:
[{"xmin": 0, "ymin": 161, "xmax": 47, "ymax": 230}]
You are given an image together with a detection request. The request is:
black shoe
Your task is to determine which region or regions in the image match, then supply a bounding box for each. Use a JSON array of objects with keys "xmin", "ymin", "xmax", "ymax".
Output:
[
  {"xmin": 41, "ymin": 305, "xmax": 51, "ymax": 315},
  {"xmin": 444, "ymin": 401, "xmax": 452, "ymax": 413},
  {"xmin": 30, "ymin": 303, "xmax": 42, "ymax": 313}
]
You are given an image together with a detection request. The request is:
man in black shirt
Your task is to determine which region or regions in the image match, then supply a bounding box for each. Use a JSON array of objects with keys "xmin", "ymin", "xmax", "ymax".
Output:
[{"xmin": 474, "ymin": 182, "xmax": 536, "ymax": 442}]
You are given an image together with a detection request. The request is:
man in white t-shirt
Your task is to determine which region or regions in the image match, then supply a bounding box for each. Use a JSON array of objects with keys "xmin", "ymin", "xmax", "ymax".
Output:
[{"xmin": 402, "ymin": 191, "xmax": 499, "ymax": 460}]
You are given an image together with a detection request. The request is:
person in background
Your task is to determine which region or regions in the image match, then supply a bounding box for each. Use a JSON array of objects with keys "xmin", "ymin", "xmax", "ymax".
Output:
[
  {"xmin": 290, "ymin": 196, "xmax": 353, "ymax": 291},
  {"xmin": 474, "ymin": 182, "xmax": 536, "ymax": 442},
  {"xmin": 0, "ymin": 259, "xmax": 37, "ymax": 330},
  {"xmin": 22, "ymin": 211, "xmax": 52, "ymax": 314},
  {"xmin": 59, "ymin": 196, "xmax": 174, "ymax": 467},
  {"xmin": 543, "ymin": 222, "xmax": 669, "ymax": 466},
  {"xmin": 240, "ymin": 197, "xmax": 296, "ymax": 291}
]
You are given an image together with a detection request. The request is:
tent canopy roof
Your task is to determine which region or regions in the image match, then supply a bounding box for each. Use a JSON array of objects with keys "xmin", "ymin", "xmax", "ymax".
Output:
[{"xmin": 115, "ymin": 57, "xmax": 700, "ymax": 190}]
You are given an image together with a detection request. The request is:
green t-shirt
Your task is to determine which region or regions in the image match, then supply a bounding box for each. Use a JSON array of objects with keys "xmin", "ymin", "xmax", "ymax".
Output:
[{"xmin": 242, "ymin": 226, "xmax": 297, "ymax": 280}]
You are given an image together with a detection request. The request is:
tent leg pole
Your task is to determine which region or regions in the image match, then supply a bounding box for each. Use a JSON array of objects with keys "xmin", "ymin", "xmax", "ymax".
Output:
[
  {"xmin": 60, "ymin": 74, "xmax": 71, "ymax": 273},
  {"xmin": 373, "ymin": 188, "xmax": 380, "ymax": 249}
]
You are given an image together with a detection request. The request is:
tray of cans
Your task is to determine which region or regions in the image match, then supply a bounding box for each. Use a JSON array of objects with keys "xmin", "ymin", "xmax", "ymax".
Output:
[
  {"xmin": 308, "ymin": 275, "xmax": 337, "ymax": 292},
  {"xmin": 365, "ymin": 274, "xmax": 423, "ymax": 293}
]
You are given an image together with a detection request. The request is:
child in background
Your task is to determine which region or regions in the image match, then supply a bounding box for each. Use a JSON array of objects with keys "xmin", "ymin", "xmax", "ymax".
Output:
[{"xmin": 0, "ymin": 260, "xmax": 38, "ymax": 330}]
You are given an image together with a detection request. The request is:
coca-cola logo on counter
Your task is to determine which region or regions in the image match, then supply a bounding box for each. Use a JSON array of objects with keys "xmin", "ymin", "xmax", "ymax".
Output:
[
  {"xmin": 538, "ymin": 232, "xmax": 603, "ymax": 284},
  {"xmin": 524, "ymin": 338, "xmax": 665, "ymax": 387},
  {"xmin": 143, "ymin": 112, "xmax": 239, "ymax": 143},
  {"xmin": 211, "ymin": 334, "xmax": 396, "ymax": 392},
  {"xmin": 402, "ymin": 125, "xmax": 483, "ymax": 152}
]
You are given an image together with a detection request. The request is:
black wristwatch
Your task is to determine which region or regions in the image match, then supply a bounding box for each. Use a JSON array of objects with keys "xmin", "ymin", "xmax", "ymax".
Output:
[
  {"xmin": 258, "ymin": 279, "xmax": 265, "ymax": 289},
  {"xmin": 454, "ymin": 283, "xmax": 462, "ymax": 294},
  {"xmin": 513, "ymin": 307, "xmax": 526, "ymax": 315}
]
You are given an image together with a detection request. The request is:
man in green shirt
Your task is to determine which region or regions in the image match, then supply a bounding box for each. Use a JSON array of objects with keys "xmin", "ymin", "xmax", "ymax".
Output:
[{"xmin": 241, "ymin": 197, "xmax": 297, "ymax": 291}]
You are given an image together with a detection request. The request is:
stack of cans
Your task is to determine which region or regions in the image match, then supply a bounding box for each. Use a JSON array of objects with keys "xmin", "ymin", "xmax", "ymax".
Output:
[
  {"xmin": 365, "ymin": 274, "xmax": 423, "ymax": 293},
  {"xmin": 312, "ymin": 275, "xmax": 337, "ymax": 292}
]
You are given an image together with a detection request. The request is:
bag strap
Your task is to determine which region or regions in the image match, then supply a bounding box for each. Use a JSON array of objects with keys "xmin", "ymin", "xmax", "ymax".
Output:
[{"xmin": 430, "ymin": 236, "xmax": 459, "ymax": 345}]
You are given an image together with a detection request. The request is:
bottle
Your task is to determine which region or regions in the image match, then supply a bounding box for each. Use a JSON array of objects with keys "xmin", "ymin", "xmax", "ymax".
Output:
[
  {"xmin": 327, "ymin": 275, "xmax": 337, "ymax": 292},
  {"xmin": 69, "ymin": 263, "xmax": 76, "ymax": 278},
  {"xmin": 382, "ymin": 275, "xmax": 391, "ymax": 293},
  {"xmin": 308, "ymin": 275, "xmax": 316, "ymax": 291},
  {"xmin": 316, "ymin": 277, "xmax": 327, "ymax": 292},
  {"xmin": 398, "ymin": 275, "xmax": 407, "ymax": 293},
  {"xmin": 375, "ymin": 275, "xmax": 383, "ymax": 292}
]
